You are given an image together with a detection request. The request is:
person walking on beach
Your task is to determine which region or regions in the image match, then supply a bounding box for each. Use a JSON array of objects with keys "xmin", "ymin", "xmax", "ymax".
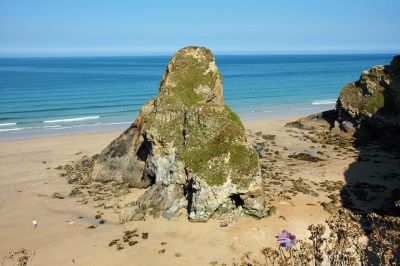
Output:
[{"xmin": 32, "ymin": 219, "xmax": 38, "ymax": 229}]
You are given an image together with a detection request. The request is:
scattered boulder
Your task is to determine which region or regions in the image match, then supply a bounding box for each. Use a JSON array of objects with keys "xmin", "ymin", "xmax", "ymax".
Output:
[
  {"xmin": 288, "ymin": 152, "xmax": 322, "ymax": 162},
  {"xmin": 52, "ymin": 192, "xmax": 65, "ymax": 199},
  {"xmin": 128, "ymin": 241, "xmax": 138, "ymax": 246},
  {"xmin": 69, "ymin": 188, "xmax": 82, "ymax": 197},
  {"xmin": 262, "ymin": 134, "xmax": 275, "ymax": 141},
  {"xmin": 141, "ymin": 233, "xmax": 149, "ymax": 240},
  {"xmin": 254, "ymin": 143, "xmax": 266, "ymax": 158},
  {"xmin": 123, "ymin": 230, "xmax": 138, "ymax": 242},
  {"xmin": 286, "ymin": 110, "xmax": 336, "ymax": 131},
  {"xmin": 67, "ymin": 173, "xmax": 81, "ymax": 184},
  {"xmin": 291, "ymin": 179, "xmax": 319, "ymax": 197},
  {"xmin": 266, "ymin": 206, "xmax": 277, "ymax": 216},
  {"xmin": 108, "ymin": 239, "xmax": 119, "ymax": 247},
  {"xmin": 93, "ymin": 195, "xmax": 104, "ymax": 201},
  {"xmin": 321, "ymin": 194, "xmax": 341, "ymax": 215},
  {"xmin": 119, "ymin": 209, "xmax": 146, "ymax": 223},
  {"xmin": 58, "ymin": 156, "xmax": 94, "ymax": 184}
]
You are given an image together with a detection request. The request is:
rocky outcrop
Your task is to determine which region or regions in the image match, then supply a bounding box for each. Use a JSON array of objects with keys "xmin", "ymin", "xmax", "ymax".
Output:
[
  {"xmin": 78, "ymin": 46, "xmax": 264, "ymax": 222},
  {"xmin": 287, "ymin": 55, "xmax": 400, "ymax": 141},
  {"xmin": 285, "ymin": 109, "xmax": 337, "ymax": 131},
  {"xmin": 335, "ymin": 55, "xmax": 400, "ymax": 136}
]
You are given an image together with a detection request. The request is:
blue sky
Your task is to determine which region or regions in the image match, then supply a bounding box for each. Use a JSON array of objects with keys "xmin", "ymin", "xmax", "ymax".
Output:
[{"xmin": 0, "ymin": 0, "xmax": 399, "ymax": 56}]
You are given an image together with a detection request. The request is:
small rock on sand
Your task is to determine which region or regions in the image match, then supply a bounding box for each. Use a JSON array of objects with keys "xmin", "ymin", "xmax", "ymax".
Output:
[
  {"xmin": 52, "ymin": 192, "xmax": 65, "ymax": 199},
  {"xmin": 108, "ymin": 239, "xmax": 119, "ymax": 247},
  {"xmin": 128, "ymin": 241, "xmax": 138, "ymax": 246}
]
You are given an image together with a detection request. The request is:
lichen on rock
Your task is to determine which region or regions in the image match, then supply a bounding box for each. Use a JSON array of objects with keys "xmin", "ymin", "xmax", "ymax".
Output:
[
  {"xmin": 71, "ymin": 46, "xmax": 265, "ymax": 222},
  {"xmin": 335, "ymin": 55, "xmax": 400, "ymax": 137},
  {"xmin": 286, "ymin": 55, "xmax": 400, "ymax": 140}
]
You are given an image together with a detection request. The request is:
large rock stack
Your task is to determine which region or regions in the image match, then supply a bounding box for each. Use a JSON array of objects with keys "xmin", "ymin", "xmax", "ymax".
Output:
[{"xmin": 89, "ymin": 46, "xmax": 264, "ymax": 222}]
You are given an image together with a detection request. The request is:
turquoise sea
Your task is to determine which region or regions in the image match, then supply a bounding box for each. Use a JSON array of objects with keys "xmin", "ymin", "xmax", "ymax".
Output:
[{"xmin": 0, "ymin": 54, "xmax": 395, "ymax": 140}]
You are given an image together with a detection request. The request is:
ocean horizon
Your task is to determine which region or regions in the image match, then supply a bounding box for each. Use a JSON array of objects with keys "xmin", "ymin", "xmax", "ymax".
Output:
[{"xmin": 0, "ymin": 53, "xmax": 396, "ymax": 140}]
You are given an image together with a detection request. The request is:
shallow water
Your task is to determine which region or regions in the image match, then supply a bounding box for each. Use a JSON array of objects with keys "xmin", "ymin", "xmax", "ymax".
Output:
[{"xmin": 0, "ymin": 54, "xmax": 395, "ymax": 139}]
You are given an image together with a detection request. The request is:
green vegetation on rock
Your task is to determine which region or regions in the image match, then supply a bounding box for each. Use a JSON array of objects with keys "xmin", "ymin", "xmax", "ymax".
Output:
[
  {"xmin": 171, "ymin": 62, "xmax": 205, "ymax": 107},
  {"xmin": 178, "ymin": 118, "xmax": 258, "ymax": 187},
  {"xmin": 365, "ymin": 91, "xmax": 384, "ymax": 113},
  {"xmin": 179, "ymin": 141, "xmax": 258, "ymax": 187},
  {"xmin": 228, "ymin": 144, "xmax": 259, "ymax": 187},
  {"xmin": 225, "ymin": 105, "xmax": 244, "ymax": 129},
  {"xmin": 146, "ymin": 48, "xmax": 258, "ymax": 187},
  {"xmin": 166, "ymin": 49, "xmax": 219, "ymax": 107},
  {"xmin": 339, "ymin": 84, "xmax": 363, "ymax": 110},
  {"xmin": 84, "ymin": 46, "xmax": 264, "ymax": 222}
]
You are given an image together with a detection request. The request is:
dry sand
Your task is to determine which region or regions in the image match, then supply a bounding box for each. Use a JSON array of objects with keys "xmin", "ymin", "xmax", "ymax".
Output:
[{"xmin": 0, "ymin": 116, "xmax": 394, "ymax": 265}]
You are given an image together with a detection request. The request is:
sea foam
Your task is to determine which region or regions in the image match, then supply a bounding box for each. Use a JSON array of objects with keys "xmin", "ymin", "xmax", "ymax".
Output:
[
  {"xmin": 0, "ymin": 127, "xmax": 24, "ymax": 132},
  {"xmin": 0, "ymin": 122, "xmax": 17, "ymax": 127},
  {"xmin": 312, "ymin": 99, "xmax": 336, "ymax": 105},
  {"xmin": 43, "ymin": 116, "xmax": 100, "ymax": 123}
]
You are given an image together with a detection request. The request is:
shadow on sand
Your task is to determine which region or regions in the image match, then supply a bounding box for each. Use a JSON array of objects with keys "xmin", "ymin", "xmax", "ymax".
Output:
[{"xmin": 340, "ymin": 104, "xmax": 400, "ymax": 263}]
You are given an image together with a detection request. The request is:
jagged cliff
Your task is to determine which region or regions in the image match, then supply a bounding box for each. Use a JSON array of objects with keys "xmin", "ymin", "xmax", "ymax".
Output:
[
  {"xmin": 287, "ymin": 55, "xmax": 400, "ymax": 142},
  {"xmin": 71, "ymin": 46, "xmax": 265, "ymax": 222}
]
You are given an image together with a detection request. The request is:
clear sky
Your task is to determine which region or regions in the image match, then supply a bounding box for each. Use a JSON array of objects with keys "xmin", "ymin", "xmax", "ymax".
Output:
[{"xmin": 0, "ymin": 0, "xmax": 399, "ymax": 56}]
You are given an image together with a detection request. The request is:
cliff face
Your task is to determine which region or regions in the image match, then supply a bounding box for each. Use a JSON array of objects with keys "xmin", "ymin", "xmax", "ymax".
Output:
[
  {"xmin": 287, "ymin": 55, "xmax": 400, "ymax": 142},
  {"xmin": 335, "ymin": 55, "xmax": 400, "ymax": 136},
  {"xmin": 90, "ymin": 47, "xmax": 264, "ymax": 222}
]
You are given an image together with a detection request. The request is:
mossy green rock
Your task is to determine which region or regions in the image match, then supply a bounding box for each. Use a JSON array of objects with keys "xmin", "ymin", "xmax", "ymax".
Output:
[
  {"xmin": 336, "ymin": 55, "xmax": 400, "ymax": 133},
  {"xmin": 91, "ymin": 46, "xmax": 264, "ymax": 222},
  {"xmin": 287, "ymin": 55, "xmax": 400, "ymax": 140}
]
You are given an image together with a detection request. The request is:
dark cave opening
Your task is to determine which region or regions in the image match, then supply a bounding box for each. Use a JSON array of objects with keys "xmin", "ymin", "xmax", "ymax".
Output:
[
  {"xmin": 230, "ymin": 194, "xmax": 245, "ymax": 208},
  {"xmin": 148, "ymin": 173, "xmax": 156, "ymax": 186},
  {"xmin": 137, "ymin": 138, "xmax": 151, "ymax": 161},
  {"xmin": 184, "ymin": 178, "xmax": 195, "ymax": 214}
]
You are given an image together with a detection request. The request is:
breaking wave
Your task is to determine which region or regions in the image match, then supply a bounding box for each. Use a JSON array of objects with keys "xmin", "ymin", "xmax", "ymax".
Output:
[
  {"xmin": 312, "ymin": 99, "xmax": 336, "ymax": 105},
  {"xmin": 0, "ymin": 127, "xmax": 24, "ymax": 132},
  {"xmin": 0, "ymin": 122, "xmax": 17, "ymax": 127},
  {"xmin": 43, "ymin": 116, "xmax": 100, "ymax": 123}
]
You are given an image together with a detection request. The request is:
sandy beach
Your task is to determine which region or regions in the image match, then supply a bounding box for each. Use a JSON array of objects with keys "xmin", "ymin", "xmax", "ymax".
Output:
[
  {"xmin": 2, "ymin": 115, "xmax": 385, "ymax": 265},
  {"xmin": 1, "ymin": 1, "xmax": 399, "ymax": 264}
]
